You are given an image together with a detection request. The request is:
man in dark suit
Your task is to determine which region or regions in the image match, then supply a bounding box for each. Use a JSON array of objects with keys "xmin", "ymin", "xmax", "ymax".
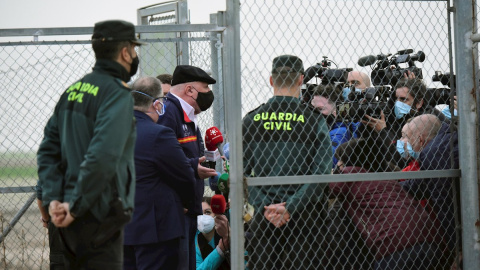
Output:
[
  {"xmin": 158, "ymin": 65, "xmax": 217, "ymax": 270},
  {"xmin": 123, "ymin": 76, "xmax": 196, "ymax": 270}
]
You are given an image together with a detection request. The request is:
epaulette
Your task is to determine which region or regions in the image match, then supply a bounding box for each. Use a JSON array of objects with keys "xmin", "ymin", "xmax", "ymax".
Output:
[
  {"xmin": 246, "ymin": 103, "xmax": 265, "ymax": 115},
  {"xmin": 114, "ymin": 78, "xmax": 131, "ymax": 90}
]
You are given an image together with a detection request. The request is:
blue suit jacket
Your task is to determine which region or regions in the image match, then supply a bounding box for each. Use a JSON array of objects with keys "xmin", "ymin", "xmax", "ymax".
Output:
[
  {"xmin": 158, "ymin": 93, "xmax": 205, "ymax": 216},
  {"xmin": 124, "ymin": 111, "xmax": 196, "ymax": 245}
]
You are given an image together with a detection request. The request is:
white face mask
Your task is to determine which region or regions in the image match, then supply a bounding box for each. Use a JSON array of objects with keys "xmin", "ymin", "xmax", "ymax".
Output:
[{"xmin": 197, "ymin": 214, "xmax": 215, "ymax": 233}]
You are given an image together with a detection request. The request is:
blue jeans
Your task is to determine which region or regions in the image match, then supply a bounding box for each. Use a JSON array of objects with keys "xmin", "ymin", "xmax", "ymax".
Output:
[{"xmin": 374, "ymin": 242, "xmax": 440, "ymax": 270}]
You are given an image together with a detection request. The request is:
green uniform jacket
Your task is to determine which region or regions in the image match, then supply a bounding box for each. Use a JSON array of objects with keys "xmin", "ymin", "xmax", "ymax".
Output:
[
  {"xmin": 37, "ymin": 59, "xmax": 136, "ymax": 221},
  {"xmin": 242, "ymin": 96, "xmax": 332, "ymax": 215}
]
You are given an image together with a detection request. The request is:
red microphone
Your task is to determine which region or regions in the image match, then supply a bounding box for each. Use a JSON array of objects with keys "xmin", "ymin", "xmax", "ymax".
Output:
[
  {"xmin": 205, "ymin": 127, "xmax": 224, "ymax": 152},
  {"xmin": 204, "ymin": 127, "xmax": 224, "ymax": 167},
  {"xmin": 211, "ymin": 194, "xmax": 226, "ymax": 214}
]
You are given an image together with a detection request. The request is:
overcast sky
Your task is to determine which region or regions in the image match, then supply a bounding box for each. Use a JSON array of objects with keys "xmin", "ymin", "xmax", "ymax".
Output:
[{"xmin": 0, "ymin": 0, "xmax": 226, "ymax": 28}]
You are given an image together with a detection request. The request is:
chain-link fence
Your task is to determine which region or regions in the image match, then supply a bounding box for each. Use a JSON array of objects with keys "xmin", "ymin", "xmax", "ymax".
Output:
[
  {"xmin": 234, "ymin": 0, "xmax": 478, "ymax": 269},
  {"xmin": 0, "ymin": 11, "xmax": 225, "ymax": 268},
  {"xmin": 1, "ymin": 0, "xmax": 479, "ymax": 269}
]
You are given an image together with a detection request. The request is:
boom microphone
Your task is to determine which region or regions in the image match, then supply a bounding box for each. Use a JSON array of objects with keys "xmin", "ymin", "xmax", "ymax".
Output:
[
  {"xmin": 358, "ymin": 53, "xmax": 391, "ymax": 67},
  {"xmin": 211, "ymin": 194, "xmax": 226, "ymax": 214},
  {"xmin": 357, "ymin": 55, "xmax": 378, "ymax": 67}
]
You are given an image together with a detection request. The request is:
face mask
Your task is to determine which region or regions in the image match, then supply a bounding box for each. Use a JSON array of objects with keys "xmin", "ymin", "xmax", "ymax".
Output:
[
  {"xmin": 193, "ymin": 89, "xmax": 214, "ymax": 111},
  {"xmin": 197, "ymin": 214, "xmax": 215, "ymax": 233},
  {"xmin": 342, "ymin": 87, "xmax": 351, "ymax": 101},
  {"xmin": 354, "ymin": 88, "xmax": 363, "ymax": 93},
  {"xmin": 441, "ymin": 106, "xmax": 457, "ymax": 119},
  {"xmin": 396, "ymin": 140, "xmax": 420, "ymax": 160},
  {"xmin": 394, "ymin": 100, "xmax": 411, "ymax": 119},
  {"xmin": 129, "ymin": 56, "xmax": 139, "ymax": 77}
]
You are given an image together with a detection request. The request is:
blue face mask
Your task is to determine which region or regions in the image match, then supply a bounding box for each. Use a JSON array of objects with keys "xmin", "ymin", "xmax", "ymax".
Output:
[
  {"xmin": 342, "ymin": 87, "xmax": 351, "ymax": 101},
  {"xmin": 342, "ymin": 87, "xmax": 362, "ymax": 101},
  {"xmin": 396, "ymin": 140, "xmax": 420, "ymax": 160},
  {"xmin": 441, "ymin": 105, "xmax": 457, "ymax": 119},
  {"xmin": 394, "ymin": 101, "xmax": 412, "ymax": 119}
]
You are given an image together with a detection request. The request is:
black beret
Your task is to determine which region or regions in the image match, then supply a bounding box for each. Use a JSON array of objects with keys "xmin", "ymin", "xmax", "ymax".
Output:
[
  {"xmin": 92, "ymin": 20, "xmax": 146, "ymax": 45},
  {"xmin": 272, "ymin": 55, "xmax": 304, "ymax": 74},
  {"xmin": 171, "ymin": 65, "xmax": 216, "ymax": 86}
]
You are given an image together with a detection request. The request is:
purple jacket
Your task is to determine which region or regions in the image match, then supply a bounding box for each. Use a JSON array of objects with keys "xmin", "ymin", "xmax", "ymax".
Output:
[{"xmin": 330, "ymin": 166, "xmax": 439, "ymax": 260}]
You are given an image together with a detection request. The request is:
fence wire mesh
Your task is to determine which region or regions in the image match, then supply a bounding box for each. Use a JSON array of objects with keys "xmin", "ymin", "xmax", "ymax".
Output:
[
  {"xmin": 0, "ymin": 29, "xmax": 220, "ymax": 268},
  {"xmin": 240, "ymin": 0, "xmax": 464, "ymax": 269},
  {"xmin": 0, "ymin": 0, "xmax": 477, "ymax": 269}
]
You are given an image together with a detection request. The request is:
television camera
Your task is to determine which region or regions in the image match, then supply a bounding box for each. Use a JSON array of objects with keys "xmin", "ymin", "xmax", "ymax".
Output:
[
  {"xmin": 302, "ymin": 56, "xmax": 352, "ymax": 104},
  {"xmin": 424, "ymin": 71, "xmax": 456, "ymax": 107},
  {"xmin": 358, "ymin": 49, "xmax": 425, "ymax": 86}
]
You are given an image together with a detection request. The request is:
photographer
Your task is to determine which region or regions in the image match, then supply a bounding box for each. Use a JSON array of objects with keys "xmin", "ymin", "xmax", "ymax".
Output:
[
  {"xmin": 342, "ymin": 71, "xmax": 372, "ymax": 100},
  {"xmin": 361, "ymin": 73, "xmax": 448, "ymax": 168},
  {"xmin": 311, "ymin": 83, "xmax": 360, "ymax": 167}
]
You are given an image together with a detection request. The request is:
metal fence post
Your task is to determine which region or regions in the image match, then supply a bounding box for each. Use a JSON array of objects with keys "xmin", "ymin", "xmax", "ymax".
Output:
[
  {"xmin": 224, "ymin": 0, "xmax": 244, "ymax": 268},
  {"xmin": 453, "ymin": 0, "xmax": 480, "ymax": 268}
]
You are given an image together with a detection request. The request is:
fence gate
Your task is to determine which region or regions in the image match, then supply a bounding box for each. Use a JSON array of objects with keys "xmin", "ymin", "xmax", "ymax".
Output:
[{"xmin": 0, "ymin": 3, "xmax": 226, "ymax": 267}]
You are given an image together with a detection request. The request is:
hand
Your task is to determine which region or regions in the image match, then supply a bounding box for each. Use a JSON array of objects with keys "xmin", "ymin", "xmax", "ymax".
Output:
[
  {"xmin": 214, "ymin": 214, "xmax": 229, "ymax": 239},
  {"xmin": 49, "ymin": 202, "xmax": 75, "ymax": 228},
  {"xmin": 197, "ymin": 156, "xmax": 217, "ymax": 179},
  {"xmin": 264, "ymin": 202, "xmax": 290, "ymax": 228},
  {"xmin": 453, "ymin": 95, "xmax": 457, "ymax": 110},
  {"xmin": 40, "ymin": 216, "xmax": 49, "ymax": 228},
  {"xmin": 403, "ymin": 70, "xmax": 416, "ymax": 80},
  {"xmin": 217, "ymin": 236, "xmax": 230, "ymax": 253},
  {"xmin": 49, "ymin": 200, "xmax": 65, "ymax": 225},
  {"xmin": 361, "ymin": 110, "xmax": 386, "ymax": 132}
]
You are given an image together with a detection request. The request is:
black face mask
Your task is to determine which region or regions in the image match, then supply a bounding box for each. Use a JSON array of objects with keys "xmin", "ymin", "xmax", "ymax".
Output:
[
  {"xmin": 129, "ymin": 56, "xmax": 139, "ymax": 77},
  {"xmin": 194, "ymin": 90, "xmax": 214, "ymax": 111}
]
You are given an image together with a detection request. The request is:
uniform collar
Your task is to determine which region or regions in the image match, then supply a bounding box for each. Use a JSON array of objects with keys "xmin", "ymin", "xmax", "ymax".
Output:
[
  {"xmin": 169, "ymin": 92, "xmax": 197, "ymax": 129},
  {"xmin": 268, "ymin": 95, "xmax": 301, "ymax": 104},
  {"xmin": 93, "ymin": 59, "xmax": 131, "ymax": 83}
]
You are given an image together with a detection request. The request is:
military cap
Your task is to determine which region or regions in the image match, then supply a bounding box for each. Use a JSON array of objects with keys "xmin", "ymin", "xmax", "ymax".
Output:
[
  {"xmin": 272, "ymin": 55, "xmax": 304, "ymax": 74},
  {"xmin": 171, "ymin": 65, "xmax": 216, "ymax": 86},
  {"xmin": 92, "ymin": 20, "xmax": 146, "ymax": 45}
]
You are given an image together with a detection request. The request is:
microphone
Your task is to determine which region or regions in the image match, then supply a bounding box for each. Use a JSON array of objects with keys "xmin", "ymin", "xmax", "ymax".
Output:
[
  {"xmin": 209, "ymin": 172, "xmax": 221, "ymax": 193},
  {"xmin": 205, "ymin": 127, "xmax": 224, "ymax": 152},
  {"xmin": 357, "ymin": 53, "xmax": 391, "ymax": 67},
  {"xmin": 218, "ymin": 173, "xmax": 229, "ymax": 195},
  {"xmin": 211, "ymin": 194, "xmax": 226, "ymax": 214},
  {"xmin": 357, "ymin": 55, "xmax": 378, "ymax": 67},
  {"xmin": 204, "ymin": 127, "xmax": 224, "ymax": 168},
  {"xmin": 223, "ymin": 142, "xmax": 229, "ymax": 161}
]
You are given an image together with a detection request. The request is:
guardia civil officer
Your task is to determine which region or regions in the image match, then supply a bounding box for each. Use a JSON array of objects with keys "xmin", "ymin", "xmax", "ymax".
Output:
[
  {"xmin": 242, "ymin": 55, "xmax": 332, "ymax": 269},
  {"xmin": 157, "ymin": 65, "xmax": 218, "ymax": 270},
  {"xmin": 37, "ymin": 20, "xmax": 144, "ymax": 269}
]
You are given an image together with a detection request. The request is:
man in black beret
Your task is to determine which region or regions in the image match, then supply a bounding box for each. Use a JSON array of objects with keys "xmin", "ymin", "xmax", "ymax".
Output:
[
  {"xmin": 38, "ymin": 19, "xmax": 144, "ymax": 269},
  {"xmin": 157, "ymin": 65, "xmax": 218, "ymax": 270}
]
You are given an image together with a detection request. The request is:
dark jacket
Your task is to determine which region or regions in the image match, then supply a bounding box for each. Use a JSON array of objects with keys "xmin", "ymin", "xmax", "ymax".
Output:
[
  {"xmin": 376, "ymin": 105, "xmax": 450, "ymax": 169},
  {"xmin": 400, "ymin": 121, "xmax": 459, "ymax": 250},
  {"xmin": 124, "ymin": 111, "xmax": 196, "ymax": 245},
  {"xmin": 157, "ymin": 93, "xmax": 205, "ymax": 216},
  {"xmin": 330, "ymin": 121, "xmax": 360, "ymax": 167},
  {"xmin": 242, "ymin": 96, "xmax": 332, "ymax": 215},
  {"xmin": 330, "ymin": 166, "xmax": 439, "ymax": 260},
  {"xmin": 37, "ymin": 59, "xmax": 136, "ymax": 220}
]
